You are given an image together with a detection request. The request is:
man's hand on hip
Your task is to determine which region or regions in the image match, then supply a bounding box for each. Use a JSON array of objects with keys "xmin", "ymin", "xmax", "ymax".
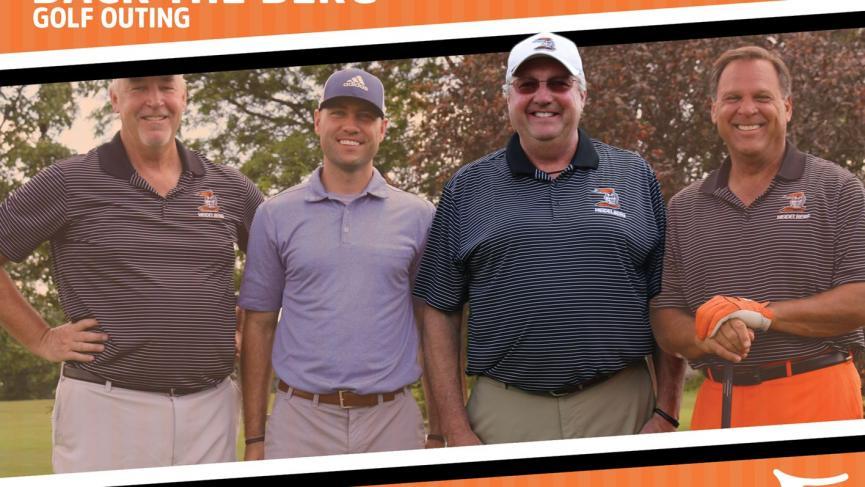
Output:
[{"xmin": 36, "ymin": 318, "xmax": 107, "ymax": 363}]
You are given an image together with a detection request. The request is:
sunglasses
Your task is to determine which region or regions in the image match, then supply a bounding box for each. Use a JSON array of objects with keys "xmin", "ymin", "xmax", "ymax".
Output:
[{"xmin": 507, "ymin": 77, "xmax": 577, "ymax": 94}]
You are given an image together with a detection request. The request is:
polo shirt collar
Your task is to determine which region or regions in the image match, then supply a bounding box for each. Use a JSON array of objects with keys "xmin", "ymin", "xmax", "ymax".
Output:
[
  {"xmin": 305, "ymin": 166, "xmax": 390, "ymax": 202},
  {"xmin": 701, "ymin": 141, "xmax": 806, "ymax": 194},
  {"xmin": 97, "ymin": 132, "xmax": 205, "ymax": 180},
  {"xmin": 506, "ymin": 128, "xmax": 600, "ymax": 176}
]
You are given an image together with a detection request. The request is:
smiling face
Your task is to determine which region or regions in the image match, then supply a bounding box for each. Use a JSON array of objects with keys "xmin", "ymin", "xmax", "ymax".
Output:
[
  {"xmin": 110, "ymin": 76, "xmax": 187, "ymax": 156},
  {"xmin": 507, "ymin": 57, "xmax": 585, "ymax": 154},
  {"xmin": 711, "ymin": 59, "xmax": 792, "ymax": 165},
  {"xmin": 314, "ymin": 97, "xmax": 388, "ymax": 173}
]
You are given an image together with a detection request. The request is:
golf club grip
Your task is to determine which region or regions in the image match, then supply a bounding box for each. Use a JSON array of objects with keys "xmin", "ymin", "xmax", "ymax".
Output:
[{"xmin": 721, "ymin": 365, "xmax": 733, "ymax": 428}]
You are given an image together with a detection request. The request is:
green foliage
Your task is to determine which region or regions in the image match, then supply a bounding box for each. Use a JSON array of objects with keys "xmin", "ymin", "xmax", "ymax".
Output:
[
  {"xmin": 581, "ymin": 29, "xmax": 865, "ymax": 200},
  {"xmin": 683, "ymin": 368, "xmax": 706, "ymax": 392},
  {"xmin": 182, "ymin": 60, "xmax": 446, "ymax": 195},
  {"xmin": 411, "ymin": 54, "xmax": 511, "ymax": 198},
  {"xmin": 0, "ymin": 84, "xmax": 76, "ymax": 400}
]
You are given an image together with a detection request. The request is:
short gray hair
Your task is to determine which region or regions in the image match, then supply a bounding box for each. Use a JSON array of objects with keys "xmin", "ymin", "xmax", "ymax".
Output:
[{"xmin": 109, "ymin": 75, "xmax": 187, "ymax": 95}]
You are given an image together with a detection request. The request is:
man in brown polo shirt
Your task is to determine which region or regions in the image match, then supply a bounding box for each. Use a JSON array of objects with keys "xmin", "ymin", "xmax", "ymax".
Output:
[
  {"xmin": 0, "ymin": 75, "xmax": 264, "ymax": 471},
  {"xmin": 651, "ymin": 46, "xmax": 865, "ymax": 429}
]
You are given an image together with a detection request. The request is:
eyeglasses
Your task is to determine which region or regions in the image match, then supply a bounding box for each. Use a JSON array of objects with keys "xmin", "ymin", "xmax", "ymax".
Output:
[{"xmin": 507, "ymin": 77, "xmax": 577, "ymax": 94}]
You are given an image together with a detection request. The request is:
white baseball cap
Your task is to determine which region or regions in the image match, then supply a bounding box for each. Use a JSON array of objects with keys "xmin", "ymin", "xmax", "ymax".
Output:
[{"xmin": 506, "ymin": 32, "xmax": 585, "ymax": 86}]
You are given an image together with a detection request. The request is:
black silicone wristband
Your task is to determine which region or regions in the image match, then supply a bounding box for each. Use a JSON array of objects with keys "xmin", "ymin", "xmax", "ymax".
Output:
[
  {"xmin": 244, "ymin": 435, "xmax": 265, "ymax": 445},
  {"xmin": 653, "ymin": 407, "xmax": 680, "ymax": 428}
]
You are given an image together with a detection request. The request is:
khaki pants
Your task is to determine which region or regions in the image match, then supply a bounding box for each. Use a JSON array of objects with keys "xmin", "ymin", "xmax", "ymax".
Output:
[
  {"xmin": 264, "ymin": 387, "xmax": 425, "ymax": 459},
  {"xmin": 467, "ymin": 362, "xmax": 654, "ymax": 444},
  {"xmin": 52, "ymin": 373, "xmax": 239, "ymax": 473}
]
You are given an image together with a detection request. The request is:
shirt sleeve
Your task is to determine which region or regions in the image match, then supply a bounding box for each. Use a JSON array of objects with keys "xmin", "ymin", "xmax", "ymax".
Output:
[
  {"xmin": 650, "ymin": 195, "xmax": 690, "ymax": 311},
  {"xmin": 412, "ymin": 182, "xmax": 468, "ymax": 312},
  {"xmin": 0, "ymin": 163, "xmax": 68, "ymax": 262},
  {"xmin": 410, "ymin": 199, "xmax": 437, "ymax": 286},
  {"xmin": 238, "ymin": 203, "xmax": 285, "ymax": 312},
  {"xmin": 236, "ymin": 176, "xmax": 266, "ymax": 253},
  {"xmin": 644, "ymin": 163, "xmax": 666, "ymax": 300},
  {"xmin": 832, "ymin": 175, "xmax": 865, "ymax": 287}
]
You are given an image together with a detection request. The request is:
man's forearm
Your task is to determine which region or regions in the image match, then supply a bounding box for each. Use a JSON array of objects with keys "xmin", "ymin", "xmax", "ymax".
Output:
[
  {"xmin": 653, "ymin": 349, "xmax": 685, "ymax": 417},
  {"xmin": 422, "ymin": 304, "xmax": 472, "ymax": 440},
  {"xmin": 241, "ymin": 310, "xmax": 278, "ymax": 439},
  {"xmin": 769, "ymin": 282, "xmax": 865, "ymax": 337},
  {"xmin": 414, "ymin": 299, "xmax": 442, "ymax": 441},
  {"xmin": 650, "ymin": 306, "xmax": 703, "ymax": 360},
  {"xmin": 0, "ymin": 260, "xmax": 52, "ymax": 355}
]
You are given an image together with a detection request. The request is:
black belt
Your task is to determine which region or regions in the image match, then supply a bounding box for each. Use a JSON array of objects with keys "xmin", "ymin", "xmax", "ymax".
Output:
[
  {"xmin": 62, "ymin": 366, "xmax": 221, "ymax": 397},
  {"xmin": 703, "ymin": 351, "xmax": 851, "ymax": 386},
  {"xmin": 497, "ymin": 371, "xmax": 616, "ymax": 397}
]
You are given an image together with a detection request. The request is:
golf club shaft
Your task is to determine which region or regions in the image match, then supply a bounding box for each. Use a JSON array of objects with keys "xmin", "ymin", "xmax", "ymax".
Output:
[{"xmin": 721, "ymin": 364, "xmax": 733, "ymax": 428}]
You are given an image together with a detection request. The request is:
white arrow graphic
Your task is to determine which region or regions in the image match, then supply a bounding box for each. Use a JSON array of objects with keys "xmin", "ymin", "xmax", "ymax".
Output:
[{"xmin": 773, "ymin": 469, "xmax": 849, "ymax": 486}]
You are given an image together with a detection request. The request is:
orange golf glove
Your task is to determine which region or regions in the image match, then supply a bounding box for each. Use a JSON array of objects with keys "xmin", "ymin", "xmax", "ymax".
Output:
[{"xmin": 695, "ymin": 295, "xmax": 774, "ymax": 340}]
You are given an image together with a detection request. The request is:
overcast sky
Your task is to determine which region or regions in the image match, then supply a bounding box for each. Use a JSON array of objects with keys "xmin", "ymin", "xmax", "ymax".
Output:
[{"xmin": 58, "ymin": 90, "xmax": 116, "ymax": 154}]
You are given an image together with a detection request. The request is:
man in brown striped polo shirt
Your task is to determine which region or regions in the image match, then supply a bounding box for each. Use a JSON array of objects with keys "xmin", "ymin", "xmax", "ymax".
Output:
[
  {"xmin": 651, "ymin": 46, "xmax": 865, "ymax": 428},
  {"xmin": 0, "ymin": 75, "xmax": 264, "ymax": 471}
]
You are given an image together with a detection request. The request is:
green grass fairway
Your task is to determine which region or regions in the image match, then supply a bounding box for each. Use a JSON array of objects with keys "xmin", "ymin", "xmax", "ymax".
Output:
[
  {"xmin": 1, "ymin": 389, "xmax": 699, "ymax": 478},
  {"xmin": 679, "ymin": 388, "xmax": 696, "ymax": 431},
  {"xmin": 0, "ymin": 400, "xmax": 53, "ymax": 477}
]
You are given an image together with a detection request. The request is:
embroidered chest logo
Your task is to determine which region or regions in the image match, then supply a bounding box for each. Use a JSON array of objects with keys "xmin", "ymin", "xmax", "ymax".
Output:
[
  {"xmin": 533, "ymin": 37, "xmax": 556, "ymax": 51},
  {"xmin": 197, "ymin": 190, "xmax": 225, "ymax": 219},
  {"xmin": 592, "ymin": 188, "xmax": 626, "ymax": 218},
  {"xmin": 777, "ymin": 191, "xmax": 810, "ymax": 220}
]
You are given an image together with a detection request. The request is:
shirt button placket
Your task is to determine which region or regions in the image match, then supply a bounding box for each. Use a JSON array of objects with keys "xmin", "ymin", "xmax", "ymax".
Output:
[
  {"xmin": 342, "ymin": 206, "xmax": 350, "ymax": 243},
  {"xmin": 550, "ymin": 183, "xmax": 560, "ymax": 219}
]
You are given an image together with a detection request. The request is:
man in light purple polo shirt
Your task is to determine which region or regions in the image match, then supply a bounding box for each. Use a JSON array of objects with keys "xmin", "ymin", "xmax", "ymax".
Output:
[{"xmin": 239, "ymin": 68, "xmax": 438, "ymax": 459}]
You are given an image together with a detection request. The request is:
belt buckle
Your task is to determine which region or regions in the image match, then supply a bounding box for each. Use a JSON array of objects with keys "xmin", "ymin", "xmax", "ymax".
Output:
[
  {"xmin": 338, "ymin": 390, "xmax": 353, "ymax": 409},
  {"xmin": 744, "ymin": 368, "xmax": 762, "ymax": 386},
  {"xmin": 548, "ymin": 386, "xmax": 578, "ymax": 398}
]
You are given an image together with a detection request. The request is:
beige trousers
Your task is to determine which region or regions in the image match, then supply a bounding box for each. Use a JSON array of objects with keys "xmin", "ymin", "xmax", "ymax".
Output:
[
  {"xmin": 467, "ymin": 361, "xmax": 654, "ymax": 444},
  {"xmin": 52, "ymin": 373, "xmax": 239, "ymax": 473},
  {"xmin": 264, "ymin": 387, "xmax": 425, "ymax": 459}
]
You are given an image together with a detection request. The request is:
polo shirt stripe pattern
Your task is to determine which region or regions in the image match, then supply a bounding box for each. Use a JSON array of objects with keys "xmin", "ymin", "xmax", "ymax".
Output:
[
  {"xmin": 414, "ymin": 130, "xmax": 665, "ymax": 392},
  {"xmin": 0, "ymin": 134, "xmax": 264, "ymax": 389},
  {"xmin": 653, "ymin": 144, "xmax": 865, "ymax": 368}
]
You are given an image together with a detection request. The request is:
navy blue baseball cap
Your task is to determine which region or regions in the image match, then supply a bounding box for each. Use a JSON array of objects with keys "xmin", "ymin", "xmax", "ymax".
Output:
[{"xmin": 319, "ymin": 68, "xmax": 386, "ymax": 118}]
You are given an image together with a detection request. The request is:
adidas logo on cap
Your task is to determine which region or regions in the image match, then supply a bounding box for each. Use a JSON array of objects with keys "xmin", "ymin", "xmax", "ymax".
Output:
[
  {"xmin": 321, "ymin": 68, "xmax": 385, "ymax": 116},
  {"xmin": 343, "ymin": 75, "xmax": 369, "ymax": 91}
]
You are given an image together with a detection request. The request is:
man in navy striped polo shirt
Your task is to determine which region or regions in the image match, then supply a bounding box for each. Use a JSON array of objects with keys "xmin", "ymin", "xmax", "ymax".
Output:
[
  {"xmin": 0, "ymin": 75, "xmax": 264, "ymax": 471},
  {"xmin": 651, "ymin": 46, "xmax": 865, "ymax": 428},
  {"xmin": 414, "ymin": 32, "xmax": 685, "ymax": 446}
]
